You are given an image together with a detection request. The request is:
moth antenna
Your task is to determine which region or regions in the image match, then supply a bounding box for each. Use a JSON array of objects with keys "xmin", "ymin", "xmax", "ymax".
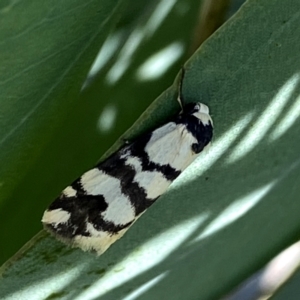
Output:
[{"xmin": 177, "ymin": 67, "xmax": 186, "ymax": 110}]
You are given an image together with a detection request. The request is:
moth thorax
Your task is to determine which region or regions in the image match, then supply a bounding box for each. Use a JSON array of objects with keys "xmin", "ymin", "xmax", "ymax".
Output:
[{"xmin": 192, "ymin": 103, "xmax": 213, "ymax": 126}]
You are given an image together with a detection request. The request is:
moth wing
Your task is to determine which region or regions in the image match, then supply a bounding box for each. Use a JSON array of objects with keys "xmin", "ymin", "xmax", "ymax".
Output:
[
  {"xmin": 144, "ymin": 122, "xmax": 198, "ymax": 172},
  {"xmin": 42, "ymin": 112, "xmax": 212, "ymax": 255},
  {"xmin": 42, "ymin": 152, "xmax": 138, "ymax": 255}
]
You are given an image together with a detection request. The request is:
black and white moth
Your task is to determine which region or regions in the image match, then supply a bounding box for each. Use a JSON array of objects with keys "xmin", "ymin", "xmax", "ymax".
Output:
[{"xmin": 42, "ymin": 76, "xmax": 213, "ymax": 255}]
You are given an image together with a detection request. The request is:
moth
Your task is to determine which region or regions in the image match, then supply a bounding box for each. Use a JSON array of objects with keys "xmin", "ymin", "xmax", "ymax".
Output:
[{"xmin": 42, "ymin": 71, "xmax": 213, "ymax": 255}]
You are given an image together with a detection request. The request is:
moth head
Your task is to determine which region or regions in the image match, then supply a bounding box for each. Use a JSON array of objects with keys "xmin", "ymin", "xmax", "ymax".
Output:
[{"xmin": 183, "ymin": 102, "xmax": 213, "ymax": 127}]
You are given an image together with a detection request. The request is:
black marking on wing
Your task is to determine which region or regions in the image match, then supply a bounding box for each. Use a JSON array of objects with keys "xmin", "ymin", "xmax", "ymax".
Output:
[
  {"xmin": 71, "ymin": 179, "xmax": 85, "ymax": 195},
  {"xmin": 46, "ymin": 194, "xmax": 132, "ymax": 238},
  {"xmin": 97, "ymin": 132, "xmax": 181, "ymax": 216},
  {"xmin": 99, "ymin": 152, "xmax": 155, "ymax": 216},
  {"xmin": 129, "ymin": 134, "xmax": 181, "ymax": 181}
]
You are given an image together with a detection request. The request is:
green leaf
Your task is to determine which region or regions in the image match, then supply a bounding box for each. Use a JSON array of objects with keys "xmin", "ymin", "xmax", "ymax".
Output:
[
  {"xmin": 271, "ymin": 266, "xmax": 300, "ymax": 299},
  {"xmin": 1, "ymin": 0, "xmax": 300, "ymax": 299}
]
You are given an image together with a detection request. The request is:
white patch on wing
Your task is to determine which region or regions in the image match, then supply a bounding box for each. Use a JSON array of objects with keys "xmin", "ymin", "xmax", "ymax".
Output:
[
  {"xmin": 125, "ymin": 156, "xmax": 143, "ymax": 173},
  {"xmin": 74, "ymin": 222, "xmax": 129, "ymax": 254},
  {"xmin": 80, "ymin": 168, "xmax": 102, "ymax": 184},
  {"xmin": 42, "ymin": 209, "xmax": 71, "ymax": 226},
  {"xmin": 145, "ymin": 122, "xmax": 197, "ymax": 171},
  {"xmin": 80, "ymin": 168, "xmax": 135, "ymax": 225},
  {"xmin": 62, "ymin": 186, "xmax": 77, "ymax": 197},
  {"xmin": 134, "ymin": 171, "xmax": 171, "ymax": 199}
]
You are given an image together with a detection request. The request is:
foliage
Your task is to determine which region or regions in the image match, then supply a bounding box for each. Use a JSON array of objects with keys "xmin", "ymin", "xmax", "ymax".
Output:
[{"xmin": 1, "ymin": 0, "xmax": 300, "ymax": 299}]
